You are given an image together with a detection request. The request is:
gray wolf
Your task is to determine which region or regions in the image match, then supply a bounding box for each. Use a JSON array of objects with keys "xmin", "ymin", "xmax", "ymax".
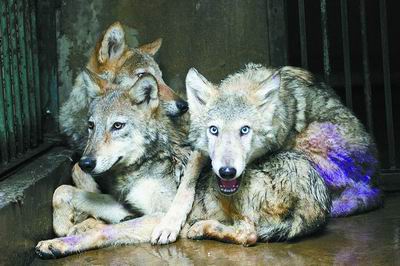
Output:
[
  {"xmin": 185, "ymin": 64, "xmax": 382, "ymax": 218},
  {"xmin": 35, "ymin": 66, "xmax": 333, "ymax": 258},
  {"xmin": 54, "ymin": 22, "xmax": 189, "ymax": 236},
  {"xmin": 59, "ymin": 22, "xmax": 188, "ymax": 153},
  {"xmin": 151, "ymin": 63, "xmax": 383, "ymax": 245}
]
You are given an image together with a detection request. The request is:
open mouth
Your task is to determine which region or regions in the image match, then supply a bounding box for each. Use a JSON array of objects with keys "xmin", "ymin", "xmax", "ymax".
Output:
[{"xmin": 217, "ymin": 176, "xmax": 241, "ymax": 195}]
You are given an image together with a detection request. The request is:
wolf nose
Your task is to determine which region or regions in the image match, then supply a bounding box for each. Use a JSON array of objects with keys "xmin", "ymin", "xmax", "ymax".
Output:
[
  {"xmin": 176, "ymin": 100, "xmax": 189, "ymax": 114},
  {"xmin": 219, "ymin": 167, "xmax": 237, "ymax": 180},
  {"xmin": 79, "ymin": 157, "xmax": 96, "ymax": 173}
]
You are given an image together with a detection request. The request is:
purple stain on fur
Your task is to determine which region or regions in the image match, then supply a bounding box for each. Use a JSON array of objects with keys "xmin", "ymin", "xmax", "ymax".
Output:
[
  {"xmin": 331, "ymin": 184, "xmax": 380, "ymax": 217},
  {"xmin": 309, "ymin": 123, "xmax": 377, "ymax": 188},
  {"xmin": 102, "ymin": 216, "xmax": 144, "ymax": 240},
  {"xmin": 306, "ymin": 122, "xmax": 380, "ymax": 216},
  {"xmin": 62, "ymin": 235, "xmax": 82, "ymax": 247}
]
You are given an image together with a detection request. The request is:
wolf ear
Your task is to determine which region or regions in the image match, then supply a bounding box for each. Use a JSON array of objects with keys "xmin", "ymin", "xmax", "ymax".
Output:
[
  {"xmin": 98, "ymin": 22, "xmax": 126, "ymax": 64},
  {"xmin": 128, "ymin": 74, "xmax": 159, "ymax": 111},
  {"xmin": 255, "ymin": 71, "xmax": 281, "ymax": 106},
  {"xmin": 81, "ymin": 69, "xmax": 103, "ymax": 98},
  {"xmin": 138, "ymin": 38, "xmax": 162, "ymax": 56},
  {"xmin": 186, "ymin": 68, "xmax": 215, "ymax": 114}
]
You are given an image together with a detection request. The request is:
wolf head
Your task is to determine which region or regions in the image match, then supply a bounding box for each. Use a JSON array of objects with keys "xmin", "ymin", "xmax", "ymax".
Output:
[
  {"xmin": 79, "ymin": 74, "xmax": 165, "ymax": 175},
  {"xmin": 186, "ymin": 65, "xmax": 287, "ymax": 195},
  {"xmin": 83, "ymin": 21, "xmax": 188, "ymax": 117}
]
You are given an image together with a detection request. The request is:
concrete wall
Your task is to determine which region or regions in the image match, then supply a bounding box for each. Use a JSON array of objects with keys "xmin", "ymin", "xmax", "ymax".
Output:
[{"xmin": 57, "ymin": 0, "xmax": 270, "ymax": 105}]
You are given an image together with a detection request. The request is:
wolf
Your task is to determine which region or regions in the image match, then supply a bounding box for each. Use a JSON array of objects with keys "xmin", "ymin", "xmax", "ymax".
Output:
[
  {"xmin": 54, "ymin": 22, "xmax": 189, "ymax": 235},
  {"xmin": 151, "ymin": 63, "xmax": 383, "ymax": 245},
  {"xmin": 59, "ymin": 22, "xmax": 188, "ymax": 153},
  {"xmin": 35, "ymin": 68, "xmax": 331, "ymax": 258},
  {"xmin": 154, "ymin": 63, "xmax": 384, "ymax": 244}
]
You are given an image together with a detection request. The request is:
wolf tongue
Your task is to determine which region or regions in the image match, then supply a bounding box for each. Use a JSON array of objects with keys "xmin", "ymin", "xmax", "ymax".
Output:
[{"xmin": 219, "ymin": 178, "xmax": 238, "ymax": 188}]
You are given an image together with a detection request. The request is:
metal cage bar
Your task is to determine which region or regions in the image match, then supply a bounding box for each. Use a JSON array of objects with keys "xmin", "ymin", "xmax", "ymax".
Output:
[
  {"xmin": 359, "ymin": 0, "xmax": 373, "ymax": 134},
  {"xmin": 0, "ymin": 30, "xmax": 8, "ymax": 162},
  {"xmin": 0, "ymin": 0, "xmax": 43, "ymax": 167},
  {"xmin": 29, "ymin": 0, "xmax": 42, "ymax": 142},
  {"xmin": 320, "ymin": 0, "xmax": 330, "ymax": 84},
  {"xmin": 23, "ymin": 0, "xmax": 38, "ymax": 147},
  {"xmin": 16, "ymin": 0, "xmax": 32, "ymax": 150},
  {"xmin": 379, "ymin": 0, "xmax": 396, "ymax": 169},
  {"xmin": 0, "ymin": 0, "xmax": 17, "ymax": 160},
  {"xmin": 340, "ymin": 0, "xmax": 352, "ymax": 109},
  {"xmin": 298, "ymin": 0, "xmax": 308, "ymax": 69},
  {"xmin": 8, "ymin": 0, "xmax": 25, "ymax": 154}
]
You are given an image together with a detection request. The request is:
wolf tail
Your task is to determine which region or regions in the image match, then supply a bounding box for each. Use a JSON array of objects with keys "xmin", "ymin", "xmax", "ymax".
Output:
[{"xmin": 330, "ymin": 182, "xmax": 382, "ymax": 217}]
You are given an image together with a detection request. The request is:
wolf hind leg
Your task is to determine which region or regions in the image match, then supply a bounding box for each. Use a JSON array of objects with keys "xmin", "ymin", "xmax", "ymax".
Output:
[
  {"xmin": 36, "ymin": 214, "xmax": 163, "ymax": 259},
  {"xmin": 258, "ymin": 151, "xmax": 331, "ymax": 241},
  {"xmin": 185, "ymin": 219, "xmax": 257, "ymax": 246},
  {"xmin": 331, "ymin": 182, "xmax": 382, "ymax": 217}
]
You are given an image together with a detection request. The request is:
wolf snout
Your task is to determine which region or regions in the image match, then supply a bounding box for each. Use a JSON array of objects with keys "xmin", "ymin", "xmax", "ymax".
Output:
[
  {"xmin": 175, "ymin": 100, "xmax": 189, "ymax": 114},
  {"xmin": 78, "ymin": 156, "xmax": 96, "ymax": 173},
  {"xmin": 219, "ymin": 167, "xmax": 237, "ymax": 180}
]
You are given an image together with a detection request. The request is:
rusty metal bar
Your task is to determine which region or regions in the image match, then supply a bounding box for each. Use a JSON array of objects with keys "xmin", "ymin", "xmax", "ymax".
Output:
[
  {"xmin": 360, "ymin": 0, "xmax": 373, "ymax": 134},
  {"xmin": 1, "ymin": 0, "xmax": 17, "ymax": 159},
  {"xmin": 298, "ymin": 0, "xmax": 308, "ymax": 69},
  {"xmin": 320, "ymin": 0, "xmax": 330, "ymax": 84},
  {"xmin": 379, "ymin": 0, "xmax": 396, "ymax": 168},
  {"xmin": 340, "ymin": 0, "xmax": 352, "ymax": 109}
]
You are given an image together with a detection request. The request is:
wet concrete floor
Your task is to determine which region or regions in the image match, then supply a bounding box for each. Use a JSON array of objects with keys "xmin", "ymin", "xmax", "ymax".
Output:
[{"xmin": 33, "ymin": 193, "xmax": 400, "ymax": 265}]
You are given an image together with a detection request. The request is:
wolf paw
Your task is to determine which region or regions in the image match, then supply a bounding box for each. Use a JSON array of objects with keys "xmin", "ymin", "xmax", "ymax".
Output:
[
  {"xmin": 35, "ymin": 239, "xmax": 69, "ymax": 259},
  {"xmin": 151, "ymin": 216, "xmax": 182, "ymax": 245},
  {"xmin": 186, "ymin": 220, "xmax": 208, "ymax": 240},
  {"xmin": 67, "ymin": 218, "xmax": 106, "ymax": 236}
]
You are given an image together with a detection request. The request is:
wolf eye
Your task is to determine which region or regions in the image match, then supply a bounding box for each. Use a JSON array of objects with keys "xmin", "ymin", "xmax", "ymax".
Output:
[
  {"xmin": 137, "ymin": 72, "xmax": 145, "ymax": 78},
  {"xmin": 88, "ymin": 121, "xmax": 94, "ymax": 130},
  {"xmin": 240, "ymin": 126, "xmax": 250, "ymax": 136},
  {"xmin": 209, "ymin": 126, "xmax": 219, "ymax": 136},
  {"xmin": 112, "ymin": 122, "xmax": 125, "ymax": 130}
]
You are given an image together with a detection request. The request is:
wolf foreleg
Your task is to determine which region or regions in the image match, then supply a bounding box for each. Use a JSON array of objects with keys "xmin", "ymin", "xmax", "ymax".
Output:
[
  {"xmin": 151, "ymin": 151, "xmax": 206, "ymax": 245},
  {"xmin": 70, "ymin": 187, "xmax": 132, "ymax": 223},
  {"xmin": 67, "ymin": 217, "xmax": 106, "ymax": 236},
  {"xmin": 53, "ymin": 184, "xmax": 131, "ymax": 237},
  {"xmin": 186, "ymin": 219, "xmax": 257, "ymax": 246},
  {"xmin": 71, "ymin": 163, "xmax": 100, "ymax": 193},
  {"xmin": 53, "ymin": 185, "xmax": 80, "ymax": 236},
  {"xmin": 36, "ymin": 214, "xmax": 163, "ymax": 259}
]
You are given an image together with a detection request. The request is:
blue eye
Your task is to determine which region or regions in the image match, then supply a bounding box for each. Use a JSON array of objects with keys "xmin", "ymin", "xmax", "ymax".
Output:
[
  {"xmin": 209, "ymin": 126, "xmax": 219, "ymax": 136},
  {"xmin": 88, "ymin": 121, "xmax": 94, "ymax": 130},
  {"xmin": 240, "ymin": 126, "xmax": 250, "ymax": 136}
]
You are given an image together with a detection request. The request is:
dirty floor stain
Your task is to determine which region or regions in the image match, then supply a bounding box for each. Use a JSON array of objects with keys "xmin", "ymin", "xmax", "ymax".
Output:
[{"xmin": 32, "ymin": 193, "xmax": 400, "ymax": 265}]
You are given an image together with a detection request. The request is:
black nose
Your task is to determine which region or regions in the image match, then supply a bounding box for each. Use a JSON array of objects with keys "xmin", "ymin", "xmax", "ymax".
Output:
[
  {"xmin": 219, "ymin": 167, "xmax": 237, "ymax": 180},
  {"xmin": 79, "ymin": 156, "xmax": 96, "ymax": 173},
  {"xmin": 176, "ymin": 100, "xmax": 188, "ymax": 114}
]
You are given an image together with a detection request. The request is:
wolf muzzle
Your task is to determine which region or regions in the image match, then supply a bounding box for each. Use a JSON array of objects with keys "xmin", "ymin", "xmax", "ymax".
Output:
[{"xmin": 79, "ymin": 156, "xmax": 96, "ymax": 173}]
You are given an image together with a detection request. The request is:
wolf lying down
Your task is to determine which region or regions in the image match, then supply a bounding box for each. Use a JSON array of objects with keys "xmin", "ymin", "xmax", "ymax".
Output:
[{"xmin": 36, "ymin": 64, "xmax": 381, "ymax": 258}]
